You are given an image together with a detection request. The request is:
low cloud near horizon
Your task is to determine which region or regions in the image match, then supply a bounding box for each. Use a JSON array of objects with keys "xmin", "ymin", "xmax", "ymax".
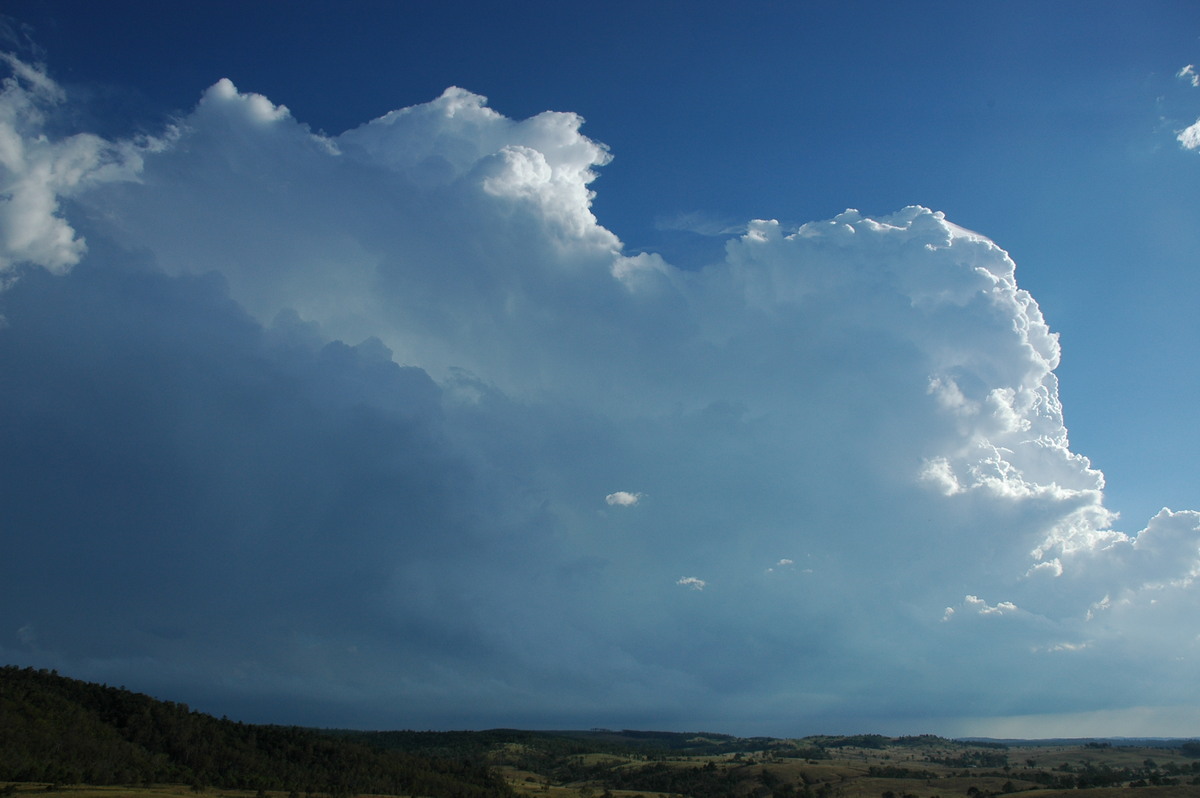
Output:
[{"xmin": 2, "ymin": 57, "xmax": 1199, "ymax": 736}]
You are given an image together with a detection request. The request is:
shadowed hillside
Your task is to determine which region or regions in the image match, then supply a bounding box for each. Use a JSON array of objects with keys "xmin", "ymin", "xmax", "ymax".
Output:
[{"xmin": 0, "ymin": 666, "xmax": 511, "ymax": 798}]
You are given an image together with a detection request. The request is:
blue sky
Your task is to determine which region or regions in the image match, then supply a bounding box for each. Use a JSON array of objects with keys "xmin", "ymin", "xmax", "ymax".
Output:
[{"xmin": 2, "ymin": 1, "xmax": 1199, "ymax": 738}]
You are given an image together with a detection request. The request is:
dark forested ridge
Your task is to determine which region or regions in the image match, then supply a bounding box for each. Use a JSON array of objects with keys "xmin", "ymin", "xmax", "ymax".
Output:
[{"xmin": 0, "ymin": 666, "xmax": 511, "ymax": 797}]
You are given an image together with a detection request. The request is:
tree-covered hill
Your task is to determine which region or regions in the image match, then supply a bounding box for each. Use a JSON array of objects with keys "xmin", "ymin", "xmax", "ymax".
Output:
[{"xmin": 0, "ymin": 666, "xmax": 511, "ymax": 798}]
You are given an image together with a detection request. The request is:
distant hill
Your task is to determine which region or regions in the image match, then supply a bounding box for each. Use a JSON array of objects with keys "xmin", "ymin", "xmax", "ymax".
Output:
[
  {"xmin": 961, "ymin": 737, "xmax": 1200, "ymax": 748},
  {"xmin": 0, "ymin": 665, "xmax": 511, "ymax": 797}
]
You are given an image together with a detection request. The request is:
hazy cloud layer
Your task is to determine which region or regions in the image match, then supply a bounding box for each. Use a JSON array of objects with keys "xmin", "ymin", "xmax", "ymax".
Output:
[{"xmin": 2, "ymin": 57, "xmax": 1199, "ymax": 734}]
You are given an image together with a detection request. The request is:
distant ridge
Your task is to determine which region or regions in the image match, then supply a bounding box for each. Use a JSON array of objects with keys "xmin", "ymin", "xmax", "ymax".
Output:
[{"xmin": 959, "ymin": 737, "xmax": 1200, "ymax": 747}]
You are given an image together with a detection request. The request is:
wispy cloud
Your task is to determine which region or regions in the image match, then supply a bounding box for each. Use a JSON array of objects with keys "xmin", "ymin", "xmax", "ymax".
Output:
[{"xmin": 654, "ymin": 210, "xmax": 746, "ymax": 237}]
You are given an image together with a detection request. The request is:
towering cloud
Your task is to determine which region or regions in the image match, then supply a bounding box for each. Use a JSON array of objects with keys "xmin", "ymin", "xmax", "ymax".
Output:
[{"xmin": 1, "ymin": 56, "xmax": 1197, "ymax": 734}]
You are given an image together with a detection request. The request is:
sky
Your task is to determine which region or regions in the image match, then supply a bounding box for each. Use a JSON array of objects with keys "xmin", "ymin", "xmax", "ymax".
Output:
[{"xmin": 1, "ymin": 0, "xmax": 1200, "ymax": 739}]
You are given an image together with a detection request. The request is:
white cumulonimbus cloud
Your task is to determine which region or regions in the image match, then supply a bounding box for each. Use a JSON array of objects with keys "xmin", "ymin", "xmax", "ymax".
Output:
[{"xmin": 1, "ymin": 55, "xmax": 1199, "ymax": 734}]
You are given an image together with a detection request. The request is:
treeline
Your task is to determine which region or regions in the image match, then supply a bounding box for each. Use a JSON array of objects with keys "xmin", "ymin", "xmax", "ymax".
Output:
[
  {"xmin": 805, "ymin": 734, "xmax": 980, "ymax": 751},
  {"xmin": 1028, "ymin": 758, "xmax": 1200, "ymax": 789},
  {"xmin": 923, "ymin": 750, "xmax": 1009, "ymax": 769},
  {"xmin": 337, "ymin": 728, "xmax": 827, "ymax": 763},
  {"xmin": 331, "ymin": 729, "xmax": 633, "ymax": 762},
  {"xmin": 594, "ymin": 761, "xmax": 744, "ymax": 798},
  {"xmin": 0, "ymin": 666, "xmax": 511, "ymax": 798}
]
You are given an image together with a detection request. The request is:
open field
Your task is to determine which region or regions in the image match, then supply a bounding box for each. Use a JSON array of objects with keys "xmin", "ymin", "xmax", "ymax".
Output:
[
  {"xmin": 1, "ymin": 788, "xmax": 413, "ymax": 798},
  {"xmin": 7, "ymin": 737, "xmax": 1200, "ymax": 798},
  {"xmin": 489, "ymin": 739, "xmax": 1200, "ymax": 798},
  {"xmin": 2, "ymin": 786, "xmax": 477, "ymax": 798}
]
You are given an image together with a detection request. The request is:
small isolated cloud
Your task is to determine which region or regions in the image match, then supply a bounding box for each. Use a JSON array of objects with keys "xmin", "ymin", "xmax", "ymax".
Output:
[
  {"xmin": 1037, "ymin": 641, "xmax": 1093, "ymax": 653},
  {"xmin": 765, "ymin": 558, "xmax": 795, "ymax": 573},
  {"xmin": 965, "ymin": 594, "xmax": 1019, "ymax": 616},
  {"xmin": 943, "ymin": 595, "xmax": 1019, "ymax": 621},
  {"xmin": 1175, "ymin": 67, "xmax": 1200, "ymax": 150},
  {"xmin": 677, "ymin": 576, "xmax": 706, "ymax": 591},
  {"xmin": 1178, "ymin": 120, "xmax": 1200, "ymax": 150},
  {"xmin": 605, "ymin": 491, "xmax": 643, "ymax": 507}
]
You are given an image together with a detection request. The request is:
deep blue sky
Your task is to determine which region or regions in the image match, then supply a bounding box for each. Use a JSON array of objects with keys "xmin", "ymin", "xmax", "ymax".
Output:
[{"xmin": 2, "ymin": 0, "xmax": 1200, "ymax": 737}]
